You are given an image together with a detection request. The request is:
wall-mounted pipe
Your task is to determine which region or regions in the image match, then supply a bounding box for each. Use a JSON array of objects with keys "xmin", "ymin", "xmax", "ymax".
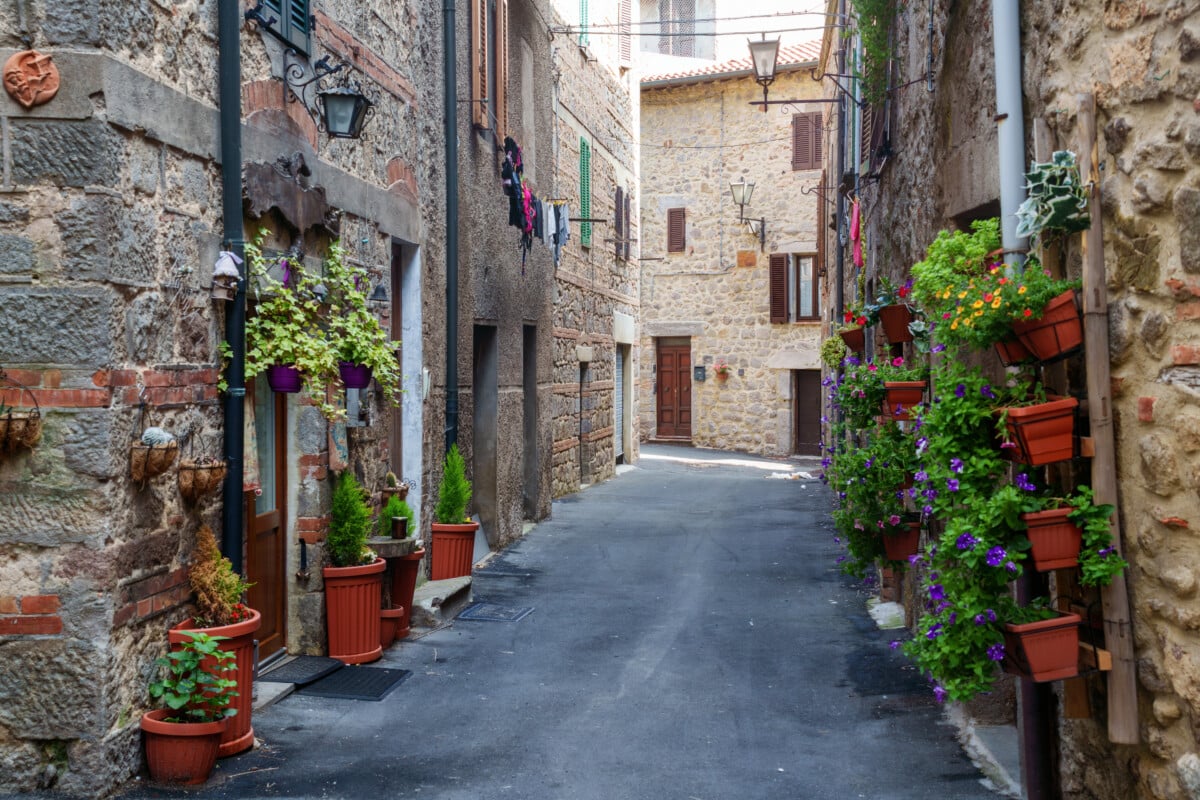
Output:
[
  {"xmin": 443, "ymin": 0, "xmax": 459, "ymax": 452},
  {"xmin": 992, "ymin": 0, "xmax": 1028, "ymax": 269}
]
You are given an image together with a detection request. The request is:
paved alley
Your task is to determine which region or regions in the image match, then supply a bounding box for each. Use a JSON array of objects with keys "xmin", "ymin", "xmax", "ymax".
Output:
[{"xmin": 119, "ymin": 446, "xmax": 1002, "ymax": 800}]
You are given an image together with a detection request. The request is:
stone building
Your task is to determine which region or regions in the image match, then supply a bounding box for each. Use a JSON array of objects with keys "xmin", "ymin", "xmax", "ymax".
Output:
[
  {"xmin": 0, "ymin": 0, "xmax": 634, "ymax": 794},
  {"xmin": 822, "ymin": 1, "xmax": 1200, "ymax": 798},
  {"xmin": 639, "ymin": 41, "xmax": 828, "ymax": 457}
]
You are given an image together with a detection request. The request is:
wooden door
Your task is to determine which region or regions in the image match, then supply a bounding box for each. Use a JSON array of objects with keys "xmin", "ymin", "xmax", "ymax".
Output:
[
  {"xmin": 793, "ymin": 369, "xmax": 822, "ymax": 456},
  {"xmin": 656, "ymin": 341, "xmax": 691, "ymax": 439},
  {"xmin": 246, "ymin": 378, "xmax": 286, "ymax": 662}
]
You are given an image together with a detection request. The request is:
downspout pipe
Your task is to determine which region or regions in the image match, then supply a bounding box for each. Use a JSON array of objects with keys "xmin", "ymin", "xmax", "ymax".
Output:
[
  {"xmin": 834, "ymin": 0, "xmax": 847, "ymax": 323},
  {"xmin": 443, "ymin": 0, "xmax": 459, "ymax": 453},
  {"xmin": 992, "ymin": 0, "xmax": 1028, "ymax": 269},
  {"xmin": 218, "ymin": 0, "xmax": 246, "ymax": 573}
]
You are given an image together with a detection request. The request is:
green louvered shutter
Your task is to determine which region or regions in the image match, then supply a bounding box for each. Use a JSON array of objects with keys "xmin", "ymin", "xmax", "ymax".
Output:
[
  {"xmin": 579, "ymin": 0, "xmax": 589, "ymax": 46},
  {"xmin": 264, "ymin": 0, "xmax": 311, "ymax": 54},
  {"xmin": 580, "ymin": 138, "xmax": 592, "ymax": 247}
]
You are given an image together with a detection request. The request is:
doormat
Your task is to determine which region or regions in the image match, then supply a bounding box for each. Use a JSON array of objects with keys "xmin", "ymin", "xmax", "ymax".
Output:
[
  {"xmin": 457, "ymin": 602, "xmax": 535, "ymax": 622},
  {"xmin": 257, "ymin": 656, "xmax": 343, "ymax": 687},
  {"xmin": 297, "ymin": 667, "xmax": 412, "ymax": 701}
]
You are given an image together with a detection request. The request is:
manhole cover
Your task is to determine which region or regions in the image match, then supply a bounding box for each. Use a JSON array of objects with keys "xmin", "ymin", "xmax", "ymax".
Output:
[{"xmin": 457, "ymin": 603, "xmax": 535, "ymax": 622}]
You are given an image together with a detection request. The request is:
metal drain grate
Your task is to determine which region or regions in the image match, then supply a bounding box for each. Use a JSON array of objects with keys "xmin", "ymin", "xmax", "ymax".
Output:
[
  {"xmin": 297, "ymin": 667, "xmax": 412, "ymax": 701},
  {"xmin": 457, "ymin": 603, "xmax": 535, "ymax": 622}
]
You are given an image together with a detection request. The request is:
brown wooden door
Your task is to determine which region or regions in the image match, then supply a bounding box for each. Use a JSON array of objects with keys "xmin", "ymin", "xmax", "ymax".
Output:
[
  {"xmin": 246, "ymin": 380, "xmax": 286, "ymax": 662},
  {"xmin": 793, "ymin": 369, "xmax": 822, "ymax": 456},
  {"xmin": 656, "ymin": 342, "xmax": 691, "ymax": 439}
]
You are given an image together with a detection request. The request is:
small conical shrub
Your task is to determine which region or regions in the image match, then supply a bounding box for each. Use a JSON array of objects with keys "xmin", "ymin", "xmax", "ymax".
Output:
[
  {"xmin": 328, "ymin": 472, "xmax": 371, "ymax": 567},
  {"xmin": 378, "ymin": 494, "xmax": 415, "ymax": 538},
  {"xmin": 434, "ymin": 444, "xmax": 472, "ymax": 524}
]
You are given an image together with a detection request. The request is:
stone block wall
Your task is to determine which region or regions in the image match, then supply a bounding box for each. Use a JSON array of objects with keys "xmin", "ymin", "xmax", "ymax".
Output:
[{"xmin": 639, "ymin": 68, "xmax": 824, "ymax": 457}]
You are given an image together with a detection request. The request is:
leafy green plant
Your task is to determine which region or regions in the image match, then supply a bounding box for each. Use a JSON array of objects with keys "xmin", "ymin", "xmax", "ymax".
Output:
[
  {"xmin": 322, "ymin": 241, "xmax": 401, "ymax": 406},
  {"xmin": 434, "ymin": 444, "xmax": 472, "ymax": 524},
  {"xmin": 1015, "ymin": 150, "xmax": 1091, "ymax": 245},
  {"xmin": 328, "ymin": 472, "xmax": 374, "ymax": 567},
  {"xmin": 910, "ymin": 218, "xmax": 1000, "ymax": 314},
  {"xmin": 820, "ymin": 335, "xmax": 848, "ymax": 369},
  {"xmin": 1066, "ymin": 487, "xmax": 1126, "ymax": 587},
  {"xmin": 849, "ymin": 0, "xmax": 899, "ymax": 108},
  {"xmin": 379, "ymin": 494, "xmax": 416, "ymax": 539},
  {"xmin": 147, "ymin": 631, "xmax": 238, "ymax": 724}
]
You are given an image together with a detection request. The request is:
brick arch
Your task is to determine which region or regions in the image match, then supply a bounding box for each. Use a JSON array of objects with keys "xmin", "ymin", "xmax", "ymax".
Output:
[
  {"xmin": 385, "ymin": 156, "xmax": 419, "ymax": 203},
  {"xmin": 242, "ymin": 79, "xmax": 319, "ymax": 152}
]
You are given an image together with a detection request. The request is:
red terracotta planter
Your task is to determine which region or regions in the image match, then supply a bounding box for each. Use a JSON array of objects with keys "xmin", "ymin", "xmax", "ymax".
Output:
[
  {"xmin": 431, "ymin": 522, "xmax": 479, "ymax": 580},
  {"xmin": 883, "ymin": 381, "xmax": 926, "ymax": 421},
  {"xmin": 380, "ymin": 606, "xmax": 404, "ymax": 650},
  {"xmin": 1000, "ymin": 396, "xmax": 1078, "ymax": 466},
  {"xmin": 390, "ymin": 547, "xmax": 426, "ymax": 639},
  {"xmin": 323, "ymin": 557, "xmax": 386, "ymax": 665},
  {"xmin": 141, "ymin": 709, "xmax": 227, "ymax": 785},
  {"xmin": 882, "ymin": 522, "xmax": 921, "ymax": 562},
  {"xmin": 1002, "ymin": 612, "xmax": 1081, "ymax": 682},
  {"xmin": 1020, "ymin": 507, "xmax": 1083, "ymax": 571},
  {"xmin": 169, "ymin": 609, "xmax": 261, "ymax": 758},
  {"xmin": 1010, "ymin": 290, "xmax": 1083, "ymax": 362},
  {"xmin": 993, "ymin": 337, "xmax": 1034, "ymax": 366},
  {"xmin": 838, "ymin": 326, "xmax": 866, "ymax": 353},
  {"xmin": 878, "ymin": 304, "xmax": 914, "ymax": 343}
]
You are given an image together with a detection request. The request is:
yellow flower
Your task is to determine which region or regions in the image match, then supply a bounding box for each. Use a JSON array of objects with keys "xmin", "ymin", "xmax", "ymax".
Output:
[
  {"xmin": 958, "ymin": 291, "xmax": 968, "ymax": 299},
  {"xmin": 991, "ymin": 299, "xmax": 1002, "ymax": 309},
  {"xmin": 972, "ymin": 300, "xmax": 984, "ymax": 309},
  {"xmin": 1018, "ymin": 286, "xmax": 1027, "ymax": 294},
  {"xmin": 951, "ymin": 320, "xmax": 959, "ymax": 330},
  {"xmin": 974, "ymin": 309, "xmax": 984, "ymax": 317}
]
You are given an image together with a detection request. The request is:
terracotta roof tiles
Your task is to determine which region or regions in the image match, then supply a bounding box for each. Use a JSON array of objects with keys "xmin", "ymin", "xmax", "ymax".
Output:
[{"xmin": 641, "ymin": 39, "xmax": 824, "ymax": 86}]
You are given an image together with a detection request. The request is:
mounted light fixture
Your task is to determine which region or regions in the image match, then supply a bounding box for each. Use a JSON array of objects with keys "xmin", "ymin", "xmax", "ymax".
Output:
[
  {"xmin": 747, "ymin": 35, "xmax": 780, "ymax": 112},
  {"xmin": 284, "ymin": 50, "xmax": 376, "ymax": 140},
  {"xmin": 729, "ymin": 177, "xmax": 766, "ymax": 252},
  {"xmin": 367, "ymin": 281, "xmax": 389, "ymax": 309}
]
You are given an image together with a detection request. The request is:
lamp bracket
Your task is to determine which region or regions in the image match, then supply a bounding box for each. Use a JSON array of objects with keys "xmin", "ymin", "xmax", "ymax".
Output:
[{"xmin": 283, "ymin": 49, "xmax": 375, "ymax": 137}]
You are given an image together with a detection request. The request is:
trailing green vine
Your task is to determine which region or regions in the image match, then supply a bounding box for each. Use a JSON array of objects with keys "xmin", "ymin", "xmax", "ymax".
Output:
[{"xmin": 850, "ymin": 0, "xmax": 899, "ymax": 108}]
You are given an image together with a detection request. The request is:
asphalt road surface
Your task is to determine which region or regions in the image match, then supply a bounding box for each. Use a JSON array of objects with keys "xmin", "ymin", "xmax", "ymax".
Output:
[{"xmin": 119, "ymin": 445, "xmax": 1002, "ymax": 800}]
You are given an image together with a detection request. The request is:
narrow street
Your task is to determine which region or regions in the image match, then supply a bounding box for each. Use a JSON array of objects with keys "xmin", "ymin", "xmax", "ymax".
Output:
[{"xmin": 123, "ymin": 445, "xmax": 1001, "ymax": 800}]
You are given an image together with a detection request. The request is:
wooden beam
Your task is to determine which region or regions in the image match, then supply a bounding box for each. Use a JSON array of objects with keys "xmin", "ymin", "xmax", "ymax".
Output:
[
  {"xmin": 1078, "ymin": 93, "xmax": 1139, "ymax": 745},
  {"xmin": 1080, "ymin": 642, "xmax": 1113, "ymax": 672}
]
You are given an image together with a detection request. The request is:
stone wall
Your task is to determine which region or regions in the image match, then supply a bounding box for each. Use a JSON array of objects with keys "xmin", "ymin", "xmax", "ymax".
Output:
[{"xmin": 639, "ymin": 68, "xmax": 824, "ymax": 457}]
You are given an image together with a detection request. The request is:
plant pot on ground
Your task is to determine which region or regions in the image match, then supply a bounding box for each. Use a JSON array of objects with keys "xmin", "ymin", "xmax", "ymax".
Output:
[
  {"xmin": 324, "ymin": 471, "xmax": 384, "ymax": 664},
  {"xmin": 430, "ymin": 443, "xmax": 480, "ymax": 580},
  {"xmin": 141, "ymin": 631, "xmax": 237, "ymax": 785},
  {"xmin": 390, "ymin": 546, "xmax": 426, "ymax": 640},
  {"xmin": 380, "ymin": 606, "xmax": 404, "ymax": 649}
]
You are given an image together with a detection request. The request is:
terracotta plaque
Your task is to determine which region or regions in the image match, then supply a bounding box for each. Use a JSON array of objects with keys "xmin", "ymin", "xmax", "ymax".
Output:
[
  {"xmin": 737, "ymin": 250, "xmax": 757, "ymax": 268},
  {"xmin": 4, "ymin": 50, "xmax": 60, "ymax": 109}
]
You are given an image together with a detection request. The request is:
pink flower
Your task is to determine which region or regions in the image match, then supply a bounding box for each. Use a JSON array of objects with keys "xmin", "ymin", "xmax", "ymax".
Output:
[
  {"xmin": 868, "ymin": 364, "xmax": 878, "ymax": 372},
  {"xmin": 891, "ymin": 357, "xmax": 904, "ymax": 367}
]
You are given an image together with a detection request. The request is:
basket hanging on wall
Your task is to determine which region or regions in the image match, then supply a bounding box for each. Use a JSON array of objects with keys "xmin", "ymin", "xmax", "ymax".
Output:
[
  {"xmin": 130, "ymin": 406, "xmax": 179, "ymax": 484},
  {"xmin": 178, "ymin": 457, "xmax": 227, "ymax": 502},
  {"xmin": 0, "ymin": 369, "xmax": 43, "ymax": 454}
]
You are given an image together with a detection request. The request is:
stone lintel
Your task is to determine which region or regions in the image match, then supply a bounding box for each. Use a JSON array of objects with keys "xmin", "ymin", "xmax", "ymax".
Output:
[{"xmin": 645, "ymin": 321, "xmax": 704, "ymax": 337}]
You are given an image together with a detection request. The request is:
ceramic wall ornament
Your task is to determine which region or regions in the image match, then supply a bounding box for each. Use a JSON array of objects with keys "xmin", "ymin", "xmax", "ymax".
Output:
[{"xmin": 3, "ymin": 51, "xmax": 60, "ymax": 109}]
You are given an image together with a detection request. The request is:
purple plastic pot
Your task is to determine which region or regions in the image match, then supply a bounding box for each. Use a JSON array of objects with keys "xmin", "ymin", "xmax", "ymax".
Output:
[
  {"xmin": 339, "ymin": 362, "xmax": 373, "ymax": 389},
  {"xmin": 265, "ymin": 365, "xmax": 302, "ymax": 393}
]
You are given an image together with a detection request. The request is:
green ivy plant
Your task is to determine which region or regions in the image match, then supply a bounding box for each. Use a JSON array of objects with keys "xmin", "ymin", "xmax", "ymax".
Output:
[
  {"xmin": 322, "ymin": 241, "xmax": 401, "ymax": 407},
  {"xmin": 820, "ymin": 335, "xmax": 848, "ymax": 369},
  {"xmin": 147, "ymin": 631, "xmax": 238, "ymax": 724}
]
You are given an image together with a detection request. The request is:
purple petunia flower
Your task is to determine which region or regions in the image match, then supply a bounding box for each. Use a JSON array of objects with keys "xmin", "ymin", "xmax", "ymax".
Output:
[
  {"xmin": 956, "ymin": 533, "xmax": 978, "ymax": 551},
  {"xmin": 948, "ymin": 612, "xmax": 957, "ymax": 625},
  {"xmin": 950, "ymin": 458, "xmax": 963, "ymax": 474},
  {"xmin": 981, "ymin": 385, "xmax": 996, "ymax": 400},
  {"xmin": 923, "ymin": 488, "xmax": 939, "ymax": 501},
  {"xmin": 922, "ymin": 504, "xmax": 934, "ymax": 516},
  {"xmin": 908, "ymin": 553, "xmax": 922, "ymax": 565},
  {"xmin": 947, "ymin": 478, "xmax": 960, "ymax": 492},
  {"xmin": 986, "ymin": 546, "xmax": 1006, "ymax": 567},
  {"xmin": 955, "ymin": 383, "xmax": 966, "ymax": 398},
  {"xmin": 932, "ymin": 343, "xmax": 946, "ymax": 353},
  {"xmin": 914, "ymin": 470, "xmax": 929, "ymax": 483},
  {"xmin": 1015, "ymin": 472, "xmax": 1036, "ymax": 491},
  {"xmin": 986, "ymin": 608, "xmax": 997, "ymax": 622},
  {"xmin": 928, "ymin": 584, "xmax": 945, "ymax": 601},
  {"xmin": 864, "ymin": 458, "xmax": 874, "ymax": 469},
  {"xmin": 926, "ymin": 624, "xmax": 943, "ymax": 640},
  {"xmin": 889, "ymin": 640, "xmax": 901, "ymax": 650},
  {"xmin": 987, "ymin": 643, "xmax": 1006, "ymax": 662},
  {"xmin": 974, "ymin": 614, "xmax": 987, "ymax": 626},
  {"xmin": 888, "ymin": 514, "xmax": 901, "ymax": 526},
  {"xmin": 933, "ymin": 685, "xmax": 948, "ymax": 704},
  {"xmin": 1005, "ymin": 561, "xmax": 1018, "ymax": 574}
]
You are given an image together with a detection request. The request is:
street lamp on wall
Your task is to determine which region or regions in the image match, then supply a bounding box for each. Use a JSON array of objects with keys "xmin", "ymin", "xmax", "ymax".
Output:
[
  {"xmin": 729, "ymin": 177, "xmax": 766, "ymax": 252},
  {"xmin": 747, "ymin": 36, "xmax": 780, "ymax": 113},
  {"xmin": 284, "ymin": 50, "xmax": 376, "ymax": 140}
]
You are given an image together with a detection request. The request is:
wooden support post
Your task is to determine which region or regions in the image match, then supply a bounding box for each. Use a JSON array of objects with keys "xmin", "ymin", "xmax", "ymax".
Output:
[{"xmin": 1078, "ymin": 93, "xmax": 1140, "ymax": 745}]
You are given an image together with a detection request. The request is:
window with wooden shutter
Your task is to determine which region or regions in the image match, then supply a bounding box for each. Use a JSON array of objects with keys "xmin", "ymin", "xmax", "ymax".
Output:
[
  {"xmin": 860, "ymin": 104, "xmax": 874, "ymax": 172},
  {"xmin": 667, "ymin": 208, "xmax": 686, "ymax": 253},
  {"xmin": 579, "ymin": 0, "xmax": 589, "ymax": 46},
  {"xmin": 469, "ymin": 0, "xmax": 507, "ymax": 132},
  {"xmin": 497, "ymin": 0, "xmax": 508, "ymax": 134},
  {"xmin": 769, "ymin": 254, "xmax": 788, "ymax": 323},
  {"xmin": 614, "ymin": 187, "xmax": 624, "ymax": 258},
  {"xmin": 580, "ymin": 138, "xmax": 592, "ymax": 248},
  {"xmin": 263, "ymin": 0, "xmax": 311, "ymax": 54},
  {"xmin": 471, "ymin": 0, "xmax": 488, "ymax": 128},
  {"xmin": 792, "ymin": 112, "xmax": 822, "ymax": 171},
  {"xmin": 623, "ymin": 190, "xmax": 632, "ymax": 260},
  {"xmin": 618, "ymin": 0, "xmax": 632, "ymax": 64}
]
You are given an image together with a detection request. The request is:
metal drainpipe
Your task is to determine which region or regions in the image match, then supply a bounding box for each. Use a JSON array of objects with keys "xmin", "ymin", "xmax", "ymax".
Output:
[
  {"xmin": 218, "ymin": 0, "xmax": 246, "ymax": 573},
  {"xmin": 443, "ymin": 0, "xmax": 459, "ymax": 452},
  {"xmin": 834, "ymin": 0, "xmax": 847, "ymax": 323}
]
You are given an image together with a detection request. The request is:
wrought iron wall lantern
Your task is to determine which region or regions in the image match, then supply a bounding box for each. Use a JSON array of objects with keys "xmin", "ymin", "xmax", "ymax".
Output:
[
  {"xmin": 283, "ymin": 49, "xmax": 375, "ymax": 140},
  {"xmin": 746, "ymin": 34, "xmax": 846, "ymax": 112},
  {"xmin": 729, "ymin": 177, "xmax": 766, "ymax": 252}
]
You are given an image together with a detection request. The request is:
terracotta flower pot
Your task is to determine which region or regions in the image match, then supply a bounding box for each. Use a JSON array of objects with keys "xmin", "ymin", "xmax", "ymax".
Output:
[
  {"xmin": 339, "ymin": 361, "xmax": 373, "ymax": 389},
  {"xmin": 1000, "ymin": 396, "xmax": 1078, "ymax": 466},
  {"xmin": 1020, "ymin": 507, "xmax": 1082, "ymax": 571},
  {"xmin": 169, "ymin": 609, "xmax": 262, "ymax": 758},
  {"xmin": 141, "ymin": 709, "xmax": 227, "ymax": 785},
  {"xmin": 390, "ymin": 547, "xmax": 426, "ymax": 639},
  {"xmin": 882, "ymin": 521, "xmax": 921, "ymax": 562},
  {"xmin": 430, "ymin": 522, "xmax": 479, "ymax": 580},
  {"xmin": 380, "ymin": 606, "xmax": 405, "ymax": 649},
  {"xmin": 993, "ymin": 337, "xmax": 1033, "ymax": 366},
  {"xmin": 838, "ymin": 326, "xmax": 866, "ymax": 353},
  {"xmin": 266, "ymin": 365, "xmax": 303, "ymax": 393},
  {"xmin": 323, "ymin": 558, "xmax": 386, "ymax": 665},
  {"xmin": 1002, "ymin": 612, "xmax": 1081, "ymax": 682},
  {"xmin": 1010, "ymin": 290, "xmax": 1083, "ymax": 362},
  {"xmin": 878, "ymin": 304, "xmax": 914, "ymax": 343},
  {"xmin": 883, "ymin": 381, "xmax": 926, "ymax": 421}
]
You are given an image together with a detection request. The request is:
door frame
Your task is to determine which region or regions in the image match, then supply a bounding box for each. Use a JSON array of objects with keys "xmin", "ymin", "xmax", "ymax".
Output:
[
  {"xmin": 655, "ymin": 337, "xmax": 692, "ymax": 440},
  {"xmin": 245, "ymin": 382, "xmax": 287, "ymax": 664}
]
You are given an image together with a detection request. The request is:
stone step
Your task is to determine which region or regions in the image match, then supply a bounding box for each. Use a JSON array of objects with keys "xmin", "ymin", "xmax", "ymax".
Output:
[{"xmin": 410, "ymin": 575, "xmax": 473, "ymax": 629}]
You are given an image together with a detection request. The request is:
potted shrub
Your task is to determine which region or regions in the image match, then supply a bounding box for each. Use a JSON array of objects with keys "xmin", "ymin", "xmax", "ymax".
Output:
[
  {"xmin": 430, "ymin": 444, "xmax": 479, "ymax": 580},
  {"xmin": 379, "ymin": 490, "xmax": 424, "ymax": 640},
  {"xmin": 140, "ymin": 631, "xmax": 237, "ymax": 785},
  {"xmin": 171, "ymin": 525, "xmax": 260, "ymax": 758},
  {"xmin": 323, "ymin": 241, "xmax": 401, "ymax": 402},
  {"xmin": 324, "ymin": 471, "xmax": 385, "ymax": 664}
]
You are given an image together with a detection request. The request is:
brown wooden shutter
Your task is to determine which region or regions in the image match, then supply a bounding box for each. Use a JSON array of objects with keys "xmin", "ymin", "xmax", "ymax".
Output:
[
  {"xmin": 769, "ymin": 254, "xmax": 788, "ymax": 323},
  {"xmin": 497, "ymin": 0, "xmax": 509, "ymax": 134},
  {"xmin": 667, "ymin": 208, "xmax": 685, "ymax": 253},
  {"xmin": 860, "ymin": 104, "xmax": 874, "ymax": 171},
  {"xmin": 811, "ymin": 111, "xmax": 823, "ymax": 167},
  {"xmin": 614, "ymin": 186, "xmax": 624, "ymax": 258},
  {"xmin": 471, "ymin": 0, "xmax": 487, "ymax": 128},
  {"xmin": 792, "ymin": 114, "xmax": 809, "ymax": 171},
  {"xmin": 623, "ymin": 190, "xmax": 632, "ymax": 260}
]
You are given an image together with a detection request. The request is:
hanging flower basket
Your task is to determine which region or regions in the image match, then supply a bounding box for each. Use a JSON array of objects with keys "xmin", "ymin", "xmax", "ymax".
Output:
[
  {"xmin": 1010, "ymin": 290, "xmax": 1083, "ymax": 363},
  {"xmin": 878, "ymin": 304, "xmax": 914, "ymax": 343},
  {"xmin": 993, "ymin": 337, "xmax": 1034, "ymax": 367},
  {"xmin": 130, "ymin": 441, "xmax": 179, "ymax": 483},
  {"xmin": 883, "ymin": 381, "xmax": 926, "ymax": 421},
  {"xmin": 838, "ymin": 326, "xmax": 866, "ymax": 353},
  {"xmin": 1002, "ymin": 612, "xmax": 1081, "ymax": 682},
  {"xmin": 999, "ymin": 396, "xmax": 1078, "ymax": 466},
  {"xmin": 338, "ymin": 361, "xmax": 373, "ymax": 390},
  {"xmin": 178, "ymin": 458, "xmax": 228, "ymax": 502},
  {"xmin": 266, "ymin": 365, "xmax": 303, "ymax": 393},
  {"xmin": 1020, "ymin": 507, "xmax": 1082, "ymax": 571},
  {"xmin": 0, "ymin": 371, "xmax": 43, "ymax": 454},
  {"xmin": 882, "ymin": 520, "xmax": 921, "ymax": 562}
]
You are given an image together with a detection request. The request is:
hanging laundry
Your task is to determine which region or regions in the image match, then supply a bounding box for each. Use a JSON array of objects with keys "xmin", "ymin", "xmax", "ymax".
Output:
[
  {"xmin": 850, "ymin": 198, "xmax": 864, "ymax": 269},
  {"xmin": 554, "ymin": 202, "xmax": 570, "ymax": 266}
]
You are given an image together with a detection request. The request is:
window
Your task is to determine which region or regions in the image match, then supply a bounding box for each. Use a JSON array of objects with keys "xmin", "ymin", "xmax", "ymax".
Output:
[
  {"xmin": 618, "ymin": 0, "xmax": 632, "ymax": 64},
  {"xmin": 792, "ymin": 112, "xmax": 823, "ymax": 171},
  {"xmin": 579, "ymin": 0, "xmax": 590, "ymax": 46},
  {"xmin": 666, "ymin": 208, "xmax": 686, "ymax": 253},
  {"xmin": 770, "ymin": 254, "xmax": 819, "ymax": 322},
  {"xmin": 262, "ymin": 0, "xmax": 311, "ymax": 54},
  {"xmin": 471, "ymin": 0, "xmax": 509, "ymax": 132},
  {"xmin": 580, "ymin": 138, "xmax": 592, "ymax": 248},
  {"xmin": 614, "ymin": 187, "xmax": 633, "ymax": 260},
  {"xmin": 657, "ymin": 0, "xmax": 696, "ymax": 57}
]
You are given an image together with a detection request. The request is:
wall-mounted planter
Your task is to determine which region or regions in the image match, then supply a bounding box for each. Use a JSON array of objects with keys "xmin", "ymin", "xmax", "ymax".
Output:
[
  {"xmin": 338, "ymin": 362, "xmax": 373, "ymax": 389},
  {"xmin": 1020, "ymin": 507, "xmax": 1082, "ymax": 571},
  {"xmin": 993, "ymin": 337, "xmax": 1034, "ymax": 367},
  {"xmin": 1010, "ymin": 290, "xmax": 1083, "ymax": 362},
  {"xmin": 1002, "ymin": 612, "xmax": 1081, "ymax": 682},
  {"xmin": 130, "ymin": 441, "xmax": 179, "ymax": 483},
  {"xmin": 878, "ymin": 304, "xmax": 914, "ymax": 343},
  {"xmin": 265, "ymin": 365, "xmax": 303, "ymax": 393},
  {"xmin": 883, "ymin": 381, "xmax": 926, "ymax": 421},
  {"xmin": 838, "ymin": 326, "xmax": 866, "ymax": 353},
  {"xmin": 0, "ymin": 373, "xmax": 43, "ymax": 454},
  {"xmin": 882, "ymin": 520, "xmax": 921, "ymax": 562},
  {"xmin": 178, "ymin": 459, "xmax": 228, "ymax": 502},
  {"xmin": 999, "ymin": 396, "xmax": 1078, "ymax": 466}
]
